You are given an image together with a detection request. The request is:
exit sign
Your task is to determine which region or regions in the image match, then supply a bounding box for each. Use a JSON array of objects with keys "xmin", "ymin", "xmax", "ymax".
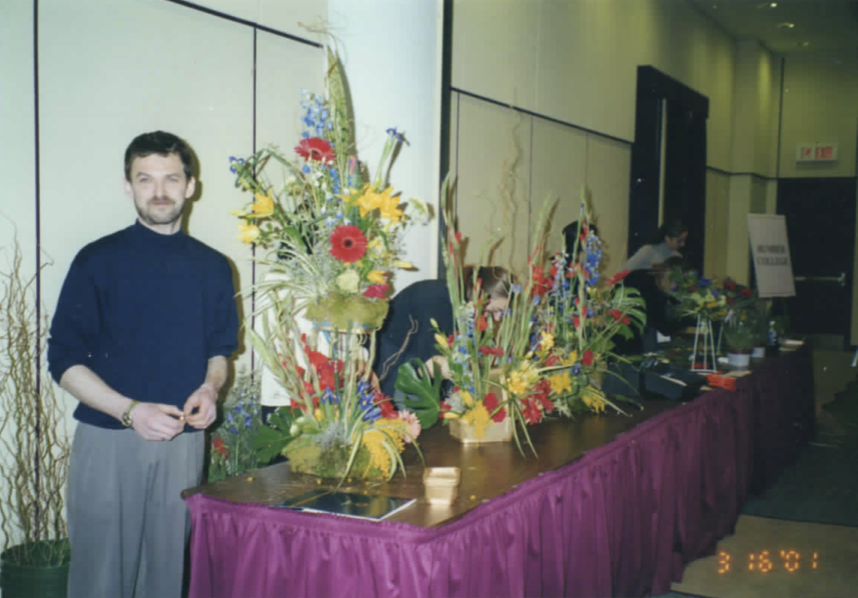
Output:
[{"xmin": 796, "ymin": 143, "xmax": 838, "ymax": 162}]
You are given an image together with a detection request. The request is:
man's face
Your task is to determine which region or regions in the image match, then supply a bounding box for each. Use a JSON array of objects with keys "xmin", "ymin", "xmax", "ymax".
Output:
[{"xmin": 124, "ymin": 152, "xmax": 195, "ymax": 233}]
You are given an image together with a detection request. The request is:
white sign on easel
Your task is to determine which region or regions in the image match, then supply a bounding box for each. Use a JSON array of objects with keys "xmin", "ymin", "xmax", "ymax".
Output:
[{"xmin": 747, "ymin": 214, "xmax": 796, "ymax": 298}]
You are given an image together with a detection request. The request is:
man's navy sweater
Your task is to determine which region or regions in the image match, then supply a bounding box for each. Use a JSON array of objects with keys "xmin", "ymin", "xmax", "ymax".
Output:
[{"xmin": 48, "ymin": 221, "xmax": 239, "ymax": 429}]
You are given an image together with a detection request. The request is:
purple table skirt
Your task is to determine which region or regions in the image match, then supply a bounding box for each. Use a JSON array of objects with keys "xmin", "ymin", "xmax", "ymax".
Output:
[{"xmin": 186, "ymin": 346, "xmax": 813, "ymax": 598}]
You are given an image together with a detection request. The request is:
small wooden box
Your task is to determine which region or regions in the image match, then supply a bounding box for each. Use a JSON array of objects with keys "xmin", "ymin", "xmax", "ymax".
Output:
[{"xmin": 423, "ymin": 467, "xmax": 461, "ymax": 505}]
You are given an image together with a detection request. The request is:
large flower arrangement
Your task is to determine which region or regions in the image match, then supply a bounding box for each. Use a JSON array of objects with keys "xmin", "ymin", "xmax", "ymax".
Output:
[
  {"xmin": 669, "ymin": 269, "xmax": 730, "ymax": 321},
  {"xmin": 517, "ymin": 195, "xmax": 647, "ymax": 417},
  {"xmin": 230, "ymin": 48, "xmax": 429, "ymax": 329},
  {"xmin": 233, "ymin": 48, "xmax": 423, "ymax": 481},
  {"xmin": 428, "ymin": 195, "xmax": 525, "ymax": 445},
  {"xmin": 250, "ymin": 292, "xmax": 421, "ymax": 481}
]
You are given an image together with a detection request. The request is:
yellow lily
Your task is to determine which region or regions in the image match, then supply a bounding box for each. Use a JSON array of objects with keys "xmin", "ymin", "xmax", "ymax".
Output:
[
  {"xmin": 250, "ymin": 192, "xmax": 275, "ymax": 218},
  {"xmin": 367, "ymin": 270, "xmax": 387, "ymax": 284},
  {"xmin": 237, "ymin": 223, "xmax": 260, "ymax": 244}
]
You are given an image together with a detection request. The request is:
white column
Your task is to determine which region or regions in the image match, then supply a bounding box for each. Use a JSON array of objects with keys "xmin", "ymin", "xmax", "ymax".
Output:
[{"xmin": 327, "ymin": 0, "xmax": 445, "ymax": 288}]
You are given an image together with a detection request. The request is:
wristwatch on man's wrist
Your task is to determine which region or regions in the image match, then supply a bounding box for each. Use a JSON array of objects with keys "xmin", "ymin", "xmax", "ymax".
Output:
[{"xmin": 121, "ymin": 400, "xmax": 139, "ymax": 428}]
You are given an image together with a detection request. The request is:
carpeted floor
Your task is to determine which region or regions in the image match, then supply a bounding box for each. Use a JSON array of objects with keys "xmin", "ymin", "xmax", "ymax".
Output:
[
  {"xmin": 739, "ymin": 379, "xmax": 858, "ymax": 528},
  {"xmin": 652, "ymin": 350, "xmax": 858, "ymax": 598}
]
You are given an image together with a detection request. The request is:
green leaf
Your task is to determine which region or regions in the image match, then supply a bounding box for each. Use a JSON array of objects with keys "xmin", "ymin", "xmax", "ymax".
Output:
[{"xmin": 393, "ymin": 359, "xmax": 442, "ymax": 430}]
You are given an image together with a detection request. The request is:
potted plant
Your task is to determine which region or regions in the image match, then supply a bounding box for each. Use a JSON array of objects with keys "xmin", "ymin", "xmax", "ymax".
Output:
[
  {"xmin": 1, "ymin": 238, "xmax": 71, "ymax": 598},
  {"xmin": 723, "ymin": 325, "xmax": 755, "ymax": 368}
]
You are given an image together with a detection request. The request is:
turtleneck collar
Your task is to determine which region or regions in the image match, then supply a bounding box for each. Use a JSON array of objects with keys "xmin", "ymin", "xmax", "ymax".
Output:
[{"xmin": 129, "ymin": 219, "xmax": 187, "ymax": 248}]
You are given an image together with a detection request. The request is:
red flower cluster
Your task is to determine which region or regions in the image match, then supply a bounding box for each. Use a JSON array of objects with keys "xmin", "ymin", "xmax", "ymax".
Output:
[
  {"xmin": 295, "ymin": 137, "xmax": 335, "ymax": 164},
  {"xmin": 581, "ymin": 349, "xmax": 595, "ymax": 367},
  {"xmin": 213, "ymin": 437, "xmax": 229, "ymax": 457},
  {"xmin": 482, "ymin": 392, "xmax": 506, "ymax": 423},
  {"xmin": 480, "ymin": 345, "xmax": 504, "ymax": 357},
  {"xmin": 521, "ymin": 379, "xmax": 554, "ymax": 425},
  {"xmin": 476, "ymin": 315, "xmax": 488, "ymax": 332},
  {"xmin": 607, "ymin": 308, "xmax": 631, "ymax": 326},
  {"xmin": 374, "ymin": 391, "xmax": 397, "ymax": 419},
  {"xmin": 532, "ymin": 265, "xmax": 552, "ymax": 297},
  {"xmin": 606, "ymin": 269, "xmax": 630, "ymax": 286},
  {"xmin": 363, "ymin": 284, "xmax": 389, "ymax": 299},
  {"xmin": 329, "ymin": 225, "xmax": 368, "ymax": 263}
]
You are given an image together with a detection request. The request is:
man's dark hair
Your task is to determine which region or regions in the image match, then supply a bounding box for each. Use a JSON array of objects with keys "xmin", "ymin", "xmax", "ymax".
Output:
[{"xmin": 124, "ymin": 131, "xmax": 194, "ymax": 182}]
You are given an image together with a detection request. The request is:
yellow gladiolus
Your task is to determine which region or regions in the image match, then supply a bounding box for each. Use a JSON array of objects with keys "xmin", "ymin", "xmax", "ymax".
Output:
[
  {"xmin": 442, "ymin": 411, "xmax": 460, "ymax": 420},
  {"xmin": 394, "ymin": 260, "xmax": 414, "ymax": 270},
  {"xmin": 434, "ymin": 333, "xmax": 449, "ymax": 349},
  {"xmin": 237, "ymin": 222, "xmax": 260, "ymax": 244},
  {"xmin": 250, "ymin": 192, "xmax": 275, "ymax": 218},
  {"xmin": 549, "ymin": 372, "xmax": 572, "ymax": 394},
  {"xmin": 460, "ymin": 389, "xmax": 475, "ymax": 407},
  {"xmin": 367, "ymin": 270, "xmax": 387, "ymax": 284}
]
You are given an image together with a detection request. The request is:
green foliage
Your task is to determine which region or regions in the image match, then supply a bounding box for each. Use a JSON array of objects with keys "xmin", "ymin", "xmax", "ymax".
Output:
[
  {"xmin": 393, "ymin": 359, "xmax": 442, "ymax": 430},
  {"xmin": 724, "ymin": 325, "xmax": 756, "ymax": 352},
  {"xmin": 206, "ymin": 369, "xmax": 265, "ymax": 483}
]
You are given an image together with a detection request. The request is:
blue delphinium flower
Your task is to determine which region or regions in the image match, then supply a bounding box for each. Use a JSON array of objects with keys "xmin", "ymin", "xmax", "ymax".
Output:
[
  {"xmin": 228, "ymin": 156, "xmax": 245, "ymax": 174},
  {"xmin": 698, "ymin": 277, "xmax": 713, "ymax": 288},
  {"xmin": 386, "ymin": 127, "xmax": 405, "ymax": 143}
]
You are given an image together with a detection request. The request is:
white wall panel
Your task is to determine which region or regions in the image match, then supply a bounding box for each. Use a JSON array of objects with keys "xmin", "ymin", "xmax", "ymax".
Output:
[
  {"xmin": 455, "ymin": 95, "xmax": 532, "ymax": 276},
  {"xmin": 585, "ymin": 136, "xmax": 631, "ymax": 276},
  {"xmin": 0, "ymin": 0, "xmax": 37, "ymax": 276},
  {"xmin": 704, "ymin": 169, "xmax": 730, "ymax": 279},
  {"xmin": 529, "ymin": 119, "xmax": 587, "ymax": 260},
  {"xmin": 452, "ymin": 0, "xmax": 539, "ymax": 109}
]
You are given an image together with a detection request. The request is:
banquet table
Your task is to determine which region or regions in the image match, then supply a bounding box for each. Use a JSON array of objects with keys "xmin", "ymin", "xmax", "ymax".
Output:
[{"xmin": 183, "ymin": 344, "xmax": 814, "ymax": 598}]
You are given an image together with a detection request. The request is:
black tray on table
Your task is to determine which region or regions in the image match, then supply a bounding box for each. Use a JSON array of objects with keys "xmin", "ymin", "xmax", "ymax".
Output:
[{"xmin": 641, "ymin": 362, "xmax": 708, "ymax": 401}]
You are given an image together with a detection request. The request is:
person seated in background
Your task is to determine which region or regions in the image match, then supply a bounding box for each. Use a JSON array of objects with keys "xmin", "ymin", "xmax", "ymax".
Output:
[
  {"xmin": 621, "ymin": 221, "xmax": 688, "ymax": 273},
  {"xmin": 374, "ymin": 266, "xmax": 513, "ymax": 399},
  {"xmin": 615, "ymin": 256, "xmax": 690, "ymax": 355}
]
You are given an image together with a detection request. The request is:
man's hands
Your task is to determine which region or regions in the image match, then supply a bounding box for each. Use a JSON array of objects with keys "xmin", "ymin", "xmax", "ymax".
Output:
[
  {"xmin": 131, "ymin": 403, "xmax": 186, "ymax": 441},
  {"xmin": 182, "ymin": 383, "xmax": 218, "ymax": 430},
  {"xmin": 129, "ymin": 383, "xmax": 217, "ymax": 441}
]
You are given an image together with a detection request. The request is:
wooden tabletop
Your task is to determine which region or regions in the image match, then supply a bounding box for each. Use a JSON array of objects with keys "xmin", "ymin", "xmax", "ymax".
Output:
[{"xmin": 182, "ymin": 397, "xmax": 680, "ymax": 528}]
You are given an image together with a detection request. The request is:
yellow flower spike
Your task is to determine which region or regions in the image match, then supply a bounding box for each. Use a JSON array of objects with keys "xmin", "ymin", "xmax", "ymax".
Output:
[
  {"xmin": 250, "ymin": 192, "xmax": 275, "ymax": 218},
  {"xmin": 460, "ymin": 403, "xmax": 490, "ymax": 439},
  {"xmin": 540, "ymin": 331, "xmax": 555, "ymax": 352},
  {"xmin": 564, "ymin": 350, "xmax": 579, "ymax": 366},
  {"xmin": 434, "ymin": 333, "xmax": 449, "ymax": 349},
  {"xmin": 314, "ymin": 408, "xmax": 323, "ymax": 421},
  {"xmin": 549, "ymin": 372, "xmax": 572, "ymax": 394},
  {"xmin": 367, "ymin": 270, "xmax": 387, "ymax": 284},
  {"xmin": 430, "ymin": 318, "xmax": 439, "ymax": 329},
  {"xmin": 394, "ymin": 261, "xmax": 414, "ymax": 270},
  {"xmin": 461, "ymin": 390, "xmax": 475, "ymax": 407},
  {"xmin": 442, "ymin": 411, "xmax": 460, "ymax": 420},
  {"xmin": 237, "ymin": 223, "xmax": 260, "ymax": 244}
]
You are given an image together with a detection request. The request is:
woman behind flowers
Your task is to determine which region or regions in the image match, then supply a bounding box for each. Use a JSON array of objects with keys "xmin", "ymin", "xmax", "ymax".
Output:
[{"xmin": 374, "ymin": 266, "xmax": 513, "ymax": 401}]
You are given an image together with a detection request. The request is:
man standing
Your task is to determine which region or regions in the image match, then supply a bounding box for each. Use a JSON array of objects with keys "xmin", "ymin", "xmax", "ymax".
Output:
[{"xmin": 48, "ymin": 131, "xmax": 239, "ymax": 598}]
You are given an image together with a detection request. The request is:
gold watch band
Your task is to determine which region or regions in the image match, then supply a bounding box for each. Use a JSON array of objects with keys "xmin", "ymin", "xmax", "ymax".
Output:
[{"xmin": 121, "ymin": 400, "xmax": 139, "ymax": 427}]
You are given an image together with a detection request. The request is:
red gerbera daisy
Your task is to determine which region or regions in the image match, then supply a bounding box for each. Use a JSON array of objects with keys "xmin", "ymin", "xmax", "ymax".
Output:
[
  {"xmin": 363, "ymin": 284, "xmax": 389, "ymax": 299},
  {"xmin": 329, "ymin": 225, "xmax": 367, "ymax": 263},
  {"xmin": 295, "ymin": 137, "xmax": 335, "ymax": 164}
]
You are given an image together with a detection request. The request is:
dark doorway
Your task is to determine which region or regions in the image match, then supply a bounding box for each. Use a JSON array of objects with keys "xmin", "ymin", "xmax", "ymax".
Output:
[
  {"xmin": 629, "ymin": 66, "xmax": 709, "ymax": 273},
  {"xmin": 777, "ymin": 177, "xmax": 856, "ymax": 348}
]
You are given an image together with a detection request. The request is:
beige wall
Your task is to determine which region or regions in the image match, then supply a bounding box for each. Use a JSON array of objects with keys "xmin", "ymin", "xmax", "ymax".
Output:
[
  {"xmin": 450, "ymin": 0, "xmax": 740, "ymax": 276},
  {"xmin": 779, "ymin": 53, "xmax": 858, "ymax": 179}
]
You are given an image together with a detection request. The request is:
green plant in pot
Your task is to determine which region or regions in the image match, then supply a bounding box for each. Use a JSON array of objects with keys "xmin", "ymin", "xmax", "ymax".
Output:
[
  {"xmin": 723, "ymin": 325, "xmax": 755, "ymax": 368},
  {"xmin": 1, "ymin": 239, "xmax": 71, "ymax": 598}
]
